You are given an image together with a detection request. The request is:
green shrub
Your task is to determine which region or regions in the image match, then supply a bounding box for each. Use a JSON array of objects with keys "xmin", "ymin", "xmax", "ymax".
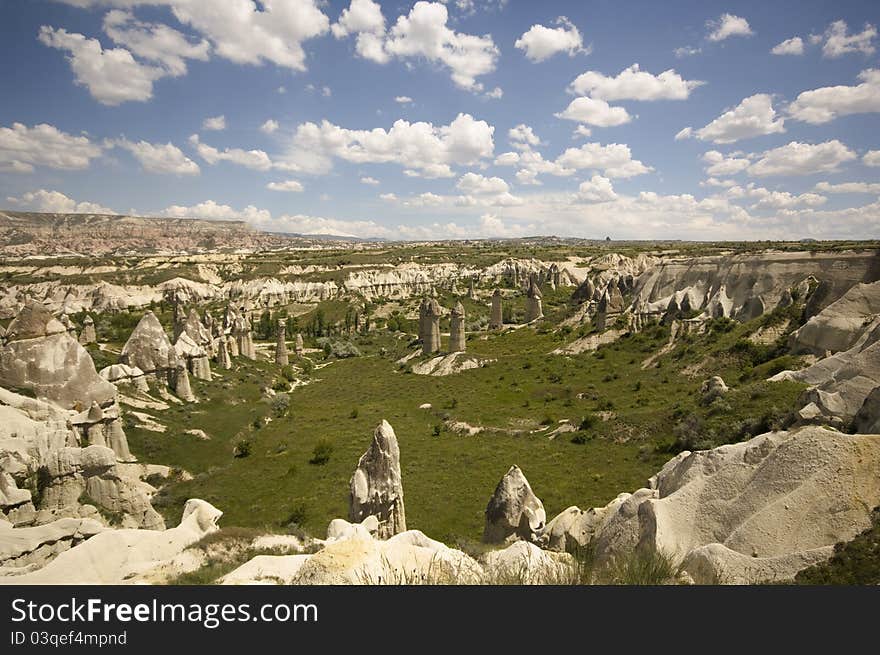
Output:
[
  {"xmin": 280, "ymin": 502, "xmax": 309, "ymax": 528},
  {"xmin": 271, "ymin": 393, "xmax": 290, "ymax": 418},
  {"xmin": 233, "ymin": 438, "xmax": 252, "ymax": 458},
  {"xmin": 309, "ymin": 439, "xmax": 333, "ymax": 465}
]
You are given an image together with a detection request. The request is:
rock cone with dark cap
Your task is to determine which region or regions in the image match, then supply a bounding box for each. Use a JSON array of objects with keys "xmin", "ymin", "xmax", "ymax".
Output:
[
  {"xmin": 78, "ymin": 315, "xmax": 97, "ymax": 345},
  {"xmin": 349, "ymin": 420, "xmax": 406, "ymax": 539}
]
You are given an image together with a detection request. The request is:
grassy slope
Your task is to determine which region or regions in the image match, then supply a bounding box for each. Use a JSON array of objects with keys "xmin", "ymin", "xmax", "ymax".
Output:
[{"xmin": 128, "ymin": 301, "xmax": 805, "ymax": 545}]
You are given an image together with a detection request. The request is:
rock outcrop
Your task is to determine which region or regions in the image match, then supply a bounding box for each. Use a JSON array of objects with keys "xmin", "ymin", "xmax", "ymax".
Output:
[
  {"xmin": 0, "ymin": 301, "xmax": 117, "ymax": 409},
  {"xmin": 0, "ymin": 517, "xmax": 106, "ymax": 569},
  {"xmin": 295, "ymin": 333, "xmax": 304, "ymax": 355},
  {"xmin": 489, "ymin": 289, "xmax": 503, "ymax": 329},
  {"xmin": 418, "ymin": 298, "xmax": 441, "ymax": 355},
  {"xmin": 483, "ymin": 466, "xmax": 546, "ymax": 544},
  {"xmin": 349, "ymin": 420, "xmax": 406, "ymax": 539},
  {"xmin": 631, "ymin": 250, "xmax": 878, "ymax": 322},
  {"xmin": 120, "ymin": 311, "xmax": 179, "ymax": 384},
  {"xmin": 216, "ymin": 336, "xmax": 232, "ymax": 370},
  {"xmin": 449, "ymin": 301, "xmax": 466, "ymax": 352},
  {"xmin": 525, "ymin": 278, "xmax": 543, "ymax": 323},
  {"xmin": 172, "ymin": 364, "xmax": 196, "ymax": 403},
  {"xmin": 275, "ymin": 318, "xmax": 289, "ymax": 366},
  {"xmin": 772, "ymin": 322, "xmax": 880, "ymax": 427},
  {"xmin": 78, "ymin": 315, "xmax": 97, "ymax": 345},
  {"xmin": 99, "ymin": 364, "xmax": 149, "ymax": 393},
  {"xmin": 174, "ymin": 332, "xmax": 211, "ymax": 381},
  {"xmin": 0, "ymin": 499, "xmax": 219, "ymax": 584},
  {"xmin": 545, "ymin": 426, "xmax": 880, "ymax": 584},
  {"xmin": 789, "ymin": 280, "xmax": 880, "ymax": 356},
  {"xmin": 852, "ymin": 386, "xmax": 880, "ymax": 434},
  {"xmin": 221, "ymin": 516, "xmax": 573, "ymax": 585},
  {"xmin": 71, "ymin": 401, "xmax": 134, "ymax": 462}
]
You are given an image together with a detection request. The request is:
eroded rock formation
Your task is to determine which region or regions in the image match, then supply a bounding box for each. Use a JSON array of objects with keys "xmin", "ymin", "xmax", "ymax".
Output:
[
  {"xmin": 349, "ymin": 420, "xmax": 406, "ymax": 539},
  {"xmin": 483, "ymin": 465, "xmax": 546, "ymax": 544}
]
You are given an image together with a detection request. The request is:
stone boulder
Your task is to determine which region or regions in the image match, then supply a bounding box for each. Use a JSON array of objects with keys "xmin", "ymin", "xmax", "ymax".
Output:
[
  {"xmin": 349, "ymin": 420, "xmax": 406, "ymax": 539},
  {"xmin": 483, "ymin": 465, "xmax": 546, "ymax": 544}
]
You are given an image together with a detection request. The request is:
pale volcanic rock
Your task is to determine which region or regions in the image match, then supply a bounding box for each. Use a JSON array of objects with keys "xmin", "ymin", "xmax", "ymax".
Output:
[
  {"xmin": 489, "ymin": 289, "xmax": 503, "ymax": 329},
  {"xmin": 41, "ymin": 445, "xmax": 163, "ymax": 530},
  {"xmin": 525, "ymin": 278, "xmax": 544, "ymax": 323},
  {"xmin": 275, "ymin": 318, "xmax": 289, "ymax": 366},
  {"xmin": 0, "ymin": 302, "xmax": 117, "ymax": 409},
  {"xmin": 0, "ymin": 517, "xmax": 106, "ymax": 569},
  {"xmin": 772, "ymin": 322, "xmax": 880, "ymax": 424},
  {"xmin": 418, "ymin": 298, "xmax": 441, "ymax": 355},
  {"xmin": 99, "ymin": 363, "xmax": 149, "ymax": 393},
  {"xmin": 120, "ymin": 311, "xmax": 179, "ymax": 380},
  {"xmin": 631, "ymin": 250, "xmax": 878, "ymax": 322},
  {"xmin": 852, "ymin": 386, "xmax": 880, "ymax": 434},
  {"xmin": 174, "ymin": 332, "xmax": 211, "ymax": 381},
  {"xmin": 483, "ymin": 465, "xmax": 546, "ymax": 544},
  {"xmin": 449, "ymin": 301, "xmax": 466, "ymax": 352},
  {"xmin": 78, "ymin": 315, "xmax": 97, "ymax": 345},
  {"xmin": 216, "ymin": 336, "xmax": 233, "ymax": 370},
  {"xmin": 172, "ymin": 364, "xmax": 196, "ymax": 403},
  {"xmin": 183, "ymin": 307, "xmax": 212, "ymax": 348},
  {"xmin": 789, "ymin": 281, "xmax": 880, "ymax": 356},
  {"xmin": 71, "ymin": 401, "xmax": 135, "ymax": 462},
  {"xmin": 349, "ymin": 420, "xmax": 406, "ymax": 539},
  {"xmin": 574, "ymin": 427, "xmax": 880, "ymax": 584},
  {"xmin": 410, "ymin": 352, "xmax": 492, "ymax": 376},
  {"xmin": 0, "ymin": 499, "xmax": 220, "ymax": 584},
  {"xmin": 481, "ymin": 541, "xmax": 576, "ymax": 584}
]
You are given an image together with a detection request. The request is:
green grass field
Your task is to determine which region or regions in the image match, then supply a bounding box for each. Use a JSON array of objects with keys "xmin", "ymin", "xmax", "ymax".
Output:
[{"xmin": 126, "ymin": 301, "xmax": 806, "ymax": 545}]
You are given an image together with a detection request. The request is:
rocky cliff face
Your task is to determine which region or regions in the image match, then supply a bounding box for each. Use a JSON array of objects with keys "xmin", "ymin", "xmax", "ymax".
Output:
[{"xmin": 630, "ymin": 250, "xmax": 879, "ymax": 320}]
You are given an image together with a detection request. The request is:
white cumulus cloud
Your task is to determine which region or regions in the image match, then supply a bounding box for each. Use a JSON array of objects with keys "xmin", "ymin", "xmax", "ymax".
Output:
[
  {"xmin": 514, "ymin": 16, "xmax": 586, "ymax": 63},
  {"xmin": 569, "ymin": 63, "xmax": 704, "ymax": 101},
  {"xmin": 706, "ymin": 13, "xmax": 753, "ymax": 42},
  {"xmin": 682, "ymin": 94, "xmax": 785, "ymax": 144},
  {"xmin": 0, "ymin": 122, "xmax": 104, "ymax": 173},
  {"xmin": 116, "ymin": 137, "xmax": 200, "ymax": 175},
  {"xmin": 747, "ymin": 140, "xmax": 857, "ymax": 177},
  {"xmin": 788, "ymin": 69, "xmax": 880, "ymax": 124},
  {"xmin": 555, "ymin": 97, "xmax": 632, "ymax": 127},
  {"xmin": 6, "ymin": 189, "xmax": 114, "ymax": 214},
  {"xmin": 771, "ymin": 37, "xmax": 804, "ymax": 55}
]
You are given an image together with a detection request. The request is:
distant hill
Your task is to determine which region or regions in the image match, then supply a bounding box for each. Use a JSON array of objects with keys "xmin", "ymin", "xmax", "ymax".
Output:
[{"xmin": 0, "ymin": 211, "xmax": 368, "ymax": 256}]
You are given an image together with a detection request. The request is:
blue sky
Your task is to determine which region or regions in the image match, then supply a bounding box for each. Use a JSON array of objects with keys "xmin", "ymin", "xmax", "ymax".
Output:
[{"xmin": 1, "ymin": 0, "xmax": 879, "ymax": 240}]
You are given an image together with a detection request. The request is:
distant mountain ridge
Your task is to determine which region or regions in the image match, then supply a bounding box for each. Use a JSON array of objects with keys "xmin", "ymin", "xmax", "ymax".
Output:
[{"xmin": 0, "ymin": 211, "xmax": 364, "ymax": 256}]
